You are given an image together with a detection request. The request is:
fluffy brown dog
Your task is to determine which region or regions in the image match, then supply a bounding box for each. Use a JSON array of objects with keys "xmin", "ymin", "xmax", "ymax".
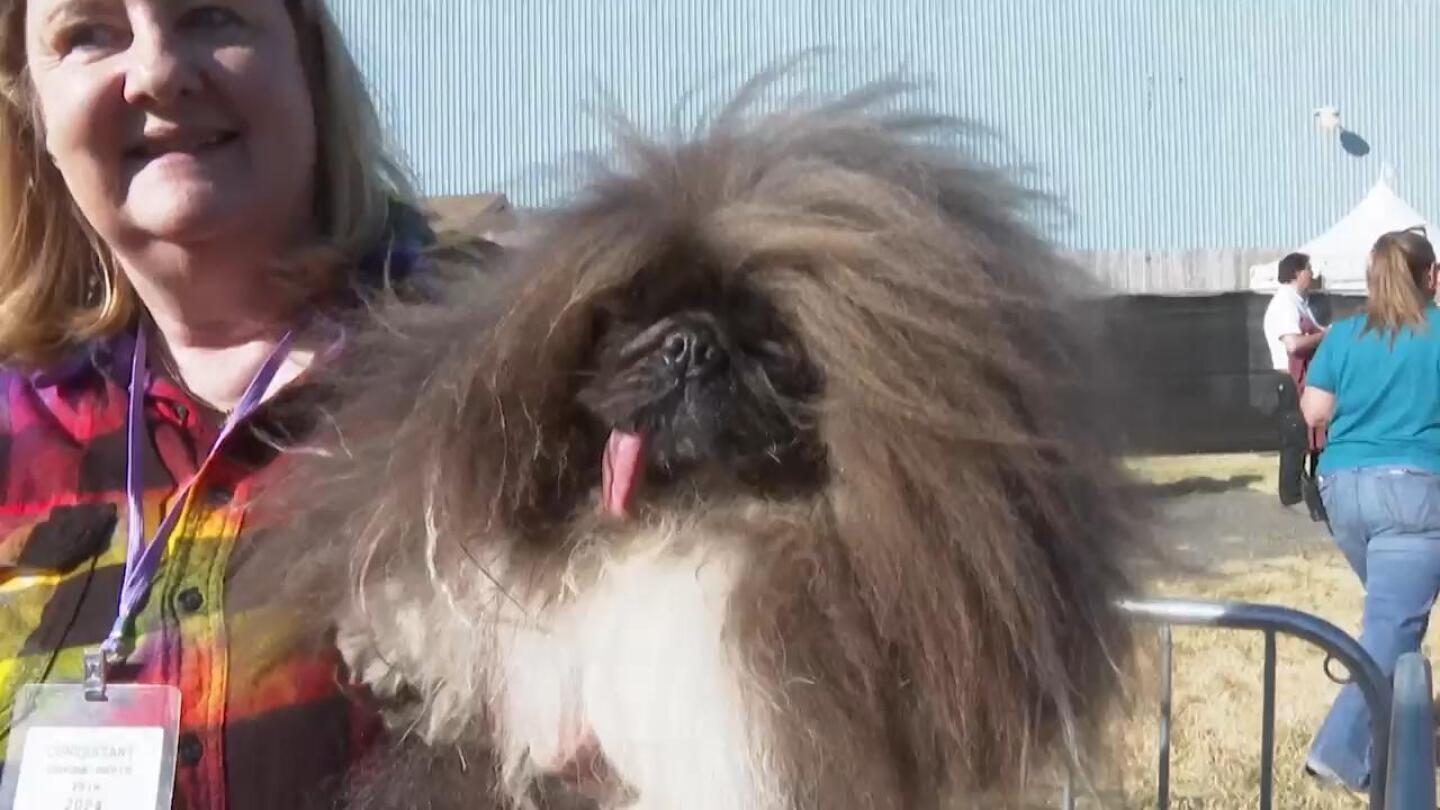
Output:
[{"xmin": 273, "ymin": 72, "xmax": 1145, "ymax": 810}]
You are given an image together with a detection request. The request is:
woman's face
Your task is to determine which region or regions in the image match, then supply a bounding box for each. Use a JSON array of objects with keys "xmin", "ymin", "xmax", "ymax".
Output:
[{"xmin": 24, "ymin": 0, "xmax": 317, "ymax": 252}]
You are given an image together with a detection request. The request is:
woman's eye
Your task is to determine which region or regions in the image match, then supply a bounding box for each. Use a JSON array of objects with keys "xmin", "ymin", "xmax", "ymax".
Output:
[
  {"xmin": 180, "ymin": 6, "xmax": 242, "ymax": 30},
  {"xmin": 56, "ymin": 23, "xmax": 124, "ymax": 54}
]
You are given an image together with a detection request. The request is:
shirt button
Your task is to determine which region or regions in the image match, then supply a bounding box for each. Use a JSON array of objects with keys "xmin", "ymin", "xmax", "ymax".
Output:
[
  {"xmin": 177, "ymin": 587, "xmax": 204, "ymax": 614},
  {"xmin": 173, "ymin": 403, "xmax": 189, "ymax": 422},
  {"xmin": 177, "ymin": 733, "xmax": 203, "ymax": 766}
]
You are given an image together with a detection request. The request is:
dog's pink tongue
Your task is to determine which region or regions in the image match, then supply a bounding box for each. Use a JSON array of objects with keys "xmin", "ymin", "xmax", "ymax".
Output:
[{"xmin": 601, "ymin": 430, "xmax": 645, "ymax": 517}]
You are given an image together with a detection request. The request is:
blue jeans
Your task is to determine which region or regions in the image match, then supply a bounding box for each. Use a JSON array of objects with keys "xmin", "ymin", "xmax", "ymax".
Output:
[{"xmin": 1307, "ymin": 465, "xmax": 1440, "ymax": 789}]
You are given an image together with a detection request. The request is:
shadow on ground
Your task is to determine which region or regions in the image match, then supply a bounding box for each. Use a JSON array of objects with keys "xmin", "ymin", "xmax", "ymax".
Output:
[
  {"xmin": 1138, "ymin": 488, "xmax": 1332, "ymax": 575},
  {"xmin": 1132, "ymin": 474, "xmax": 1263, "ymax": 498}
]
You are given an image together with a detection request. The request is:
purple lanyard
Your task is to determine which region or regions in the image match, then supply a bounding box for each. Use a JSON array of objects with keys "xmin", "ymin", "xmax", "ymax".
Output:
[{"xmin": 101, "ymin": 323, "xmax": 295, "ymax": 663}]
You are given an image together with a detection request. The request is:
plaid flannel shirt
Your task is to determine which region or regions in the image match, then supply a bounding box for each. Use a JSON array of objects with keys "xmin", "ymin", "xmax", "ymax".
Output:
[{"xmin": 0, "ymin": 220, "xmax": 435, "ymax": 809}]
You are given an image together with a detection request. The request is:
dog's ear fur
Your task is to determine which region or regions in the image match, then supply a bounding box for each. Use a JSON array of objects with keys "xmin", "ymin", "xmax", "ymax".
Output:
[{"xmin": 711, "ymin": 102, "xmax": 1142, "ymax": 791}]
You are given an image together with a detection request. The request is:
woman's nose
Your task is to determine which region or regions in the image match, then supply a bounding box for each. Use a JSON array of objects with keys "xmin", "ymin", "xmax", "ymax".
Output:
[{"xmin": 121, "ymin": 27, "xmax": 201, "ymax": 108}]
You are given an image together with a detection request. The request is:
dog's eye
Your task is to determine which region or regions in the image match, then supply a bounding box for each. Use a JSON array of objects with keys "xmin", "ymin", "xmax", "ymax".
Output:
[
  {"xmin": 622, "ymin": 280, "xmax": 656, "ymax": 311},
  {"xmin": 752, "ymin": 339, "xmax": 800, "ymax": 367}
]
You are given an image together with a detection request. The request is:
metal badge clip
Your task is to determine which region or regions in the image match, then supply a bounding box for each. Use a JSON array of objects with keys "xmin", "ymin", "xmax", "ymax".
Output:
[{"xmin": 82, "ymin": 648, "xmax": 108, "ymax": 702}]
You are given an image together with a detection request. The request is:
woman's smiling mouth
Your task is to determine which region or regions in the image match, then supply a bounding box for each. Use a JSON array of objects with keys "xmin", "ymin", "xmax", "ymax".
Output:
[{"xmin": 125, "ymin": 129, "xmax": 241, "ymax": 162}]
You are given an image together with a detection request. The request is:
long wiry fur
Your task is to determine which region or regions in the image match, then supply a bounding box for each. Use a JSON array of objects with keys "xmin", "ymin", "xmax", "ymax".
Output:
[{"xmin": 267, "ymin": 70, "xmax": 1148, "ymax": 809}]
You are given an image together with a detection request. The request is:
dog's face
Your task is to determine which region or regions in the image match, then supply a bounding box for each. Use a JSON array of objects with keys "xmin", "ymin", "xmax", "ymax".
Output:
[{"xmin": 574, "ymin": 258, "xmax": 826, "ymax": 513}]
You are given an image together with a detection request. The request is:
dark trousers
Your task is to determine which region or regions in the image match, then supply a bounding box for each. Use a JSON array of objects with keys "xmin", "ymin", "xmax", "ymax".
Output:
[
  {"xmin": 1277, "ymin": 374, "xmax": 1307, "ymax": 505},
  {"xmin": 1275, "ymin": 373, "xmax": 1327, "ymax": 520}
]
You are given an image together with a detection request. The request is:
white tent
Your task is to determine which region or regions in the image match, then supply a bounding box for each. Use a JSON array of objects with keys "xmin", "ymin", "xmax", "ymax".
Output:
[{"xmin": 1247, "ymin": 174, "xmax": 1434, "ymax": 295}]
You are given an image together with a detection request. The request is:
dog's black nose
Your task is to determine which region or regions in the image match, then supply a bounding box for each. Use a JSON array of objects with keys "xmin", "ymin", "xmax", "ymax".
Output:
[{"xmin": 661, "ymin": 323, "xmax": 723, "ymax": 379}]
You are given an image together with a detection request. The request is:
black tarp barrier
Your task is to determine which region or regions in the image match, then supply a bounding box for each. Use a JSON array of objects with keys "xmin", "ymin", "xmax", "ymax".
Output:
[{"xmin": 1091, "ymin": 292, "xmax": 1366, "ymax": 455}]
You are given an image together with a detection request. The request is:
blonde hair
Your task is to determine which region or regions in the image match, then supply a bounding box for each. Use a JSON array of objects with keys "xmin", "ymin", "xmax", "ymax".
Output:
[
  {"xmin": 0, "ymin": 0, "xmax": 419, "ymax": 367},
  {"xmin": 1363, "ymin": 227, "xmax": 1437, "ymax": 341}
]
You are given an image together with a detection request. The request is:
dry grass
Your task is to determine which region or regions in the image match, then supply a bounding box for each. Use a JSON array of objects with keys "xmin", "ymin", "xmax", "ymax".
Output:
[
  {"xmin": 1059, "ymin": 454, "xmax": 1439, "ymax": 809},
  {"xmin": 1088, "ymin": 550, "xmax": 1414, "ymax": 809}
]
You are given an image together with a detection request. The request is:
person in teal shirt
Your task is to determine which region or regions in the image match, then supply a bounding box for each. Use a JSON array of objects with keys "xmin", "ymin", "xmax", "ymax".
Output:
[{"xmin": 1300, "ymin": 226, "xmax": 1440, "ymax": 792}]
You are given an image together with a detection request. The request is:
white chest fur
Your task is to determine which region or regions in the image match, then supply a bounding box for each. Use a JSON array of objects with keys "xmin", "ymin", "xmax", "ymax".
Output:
[
  {"xmin": 498, "ymin": 536, "xmax": 778, "ymax": 809},
  {"xmin": 345, "ymin": 524, "xmax": 785, "ymax": 809}
]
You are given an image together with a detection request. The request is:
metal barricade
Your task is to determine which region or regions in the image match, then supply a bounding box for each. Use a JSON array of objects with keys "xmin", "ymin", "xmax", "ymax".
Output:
[
  {"xmin": 1116, "ymin": 598, "xmax": 1395, "ymax": 810},
  {"xmin": 1383, "ymin": 652, "xmax": 1434, "ymax": 810}
]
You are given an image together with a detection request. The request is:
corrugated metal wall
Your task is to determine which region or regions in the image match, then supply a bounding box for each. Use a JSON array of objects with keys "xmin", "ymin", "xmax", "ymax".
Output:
[{"xmin": 327, "ymin": 1, "xmax": 1440, "ymax": 287}]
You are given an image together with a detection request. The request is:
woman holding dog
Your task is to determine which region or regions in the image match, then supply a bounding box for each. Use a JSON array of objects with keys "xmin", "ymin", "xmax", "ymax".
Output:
[
  {"xmin": 1301, "ymin": 226, "xmax": 1440, "ymax": 792},
  {"xmin": 0, "ymin": 0, "xmax": 430, "ymax": 806}
]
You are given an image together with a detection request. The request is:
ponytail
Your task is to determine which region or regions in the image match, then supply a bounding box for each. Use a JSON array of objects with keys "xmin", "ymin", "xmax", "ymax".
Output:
[{"xmin": 1362, "ymin": 229, "xmax": 1436, "ymax": 341}]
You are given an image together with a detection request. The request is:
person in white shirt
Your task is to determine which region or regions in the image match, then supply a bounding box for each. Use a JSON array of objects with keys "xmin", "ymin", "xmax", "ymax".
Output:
[
  {"xmin": 1263, "ymin": 252, "xmax": 1327, "ymax": 515},
  {"xmin": 1264, "ymin": 252, "xmax": 1325, "ymax": 372}
]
